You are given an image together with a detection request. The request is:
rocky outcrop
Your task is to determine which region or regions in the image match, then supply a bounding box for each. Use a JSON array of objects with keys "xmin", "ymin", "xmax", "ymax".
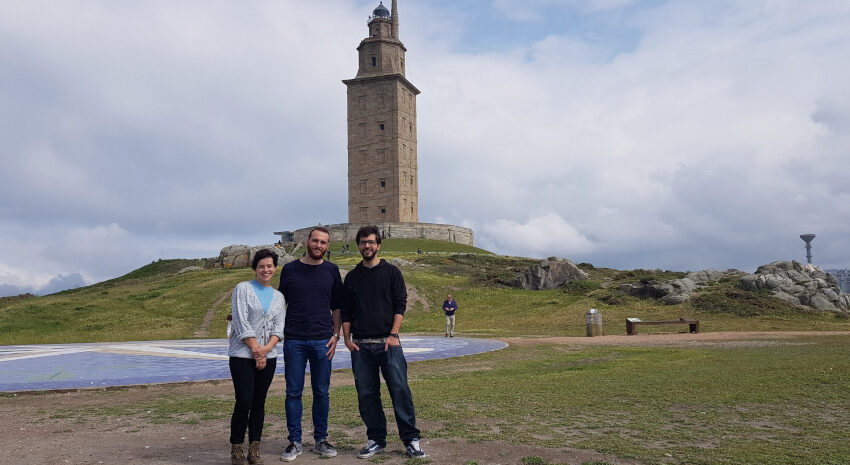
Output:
[
  {"xmin": 738, "ymin": 261, "xmax": 850, "ymax": 311},
  {"xmin": 388, "ymin": 257, "xmax": 415, "ymax": 267},
  {"xmin": 208, "ymin": 245, "xmax": 295, "ymax": 269},
  {"xmin": 178, "ymin": 266, "xmax": 203, "ymax": 274},
  {"xmin": 511, "ymin": 257, "xmax": 589, "ymax": 290},
  {"xmin": 619, "ymin": 269, "xmax": 745, "ymax": 305},
  {"xmin": 618, "ymin": 262, "xmax": 849, "ymax": 311}
]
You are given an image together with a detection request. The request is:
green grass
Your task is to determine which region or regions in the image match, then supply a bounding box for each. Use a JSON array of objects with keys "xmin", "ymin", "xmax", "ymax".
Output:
[
  {"xmin": 3, "ymin": 241, "xmax": 850, "ymax": 345},
  {"xmin": 688, "ymin": 285, "xmax": 815, "ymax": 317},
  {"xmin": 7, "ymin": 240, "xmax": 849, "ymax": 463},
  {"xmin": 398, "ymin": 265, "xmax": 850, "ymax": 337},
  {"xmin": 0, "ymin": 266, "xmax": 249, "ymax": 344},
  {"xmin": 39, "ymin": 335, "xmax": 850, "ymax": 464}
]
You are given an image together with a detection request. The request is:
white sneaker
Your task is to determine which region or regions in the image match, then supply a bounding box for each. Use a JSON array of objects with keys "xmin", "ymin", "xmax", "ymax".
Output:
[{"xmin": 405, "ymin": 438, "xmax": 427, "ymax": 458}]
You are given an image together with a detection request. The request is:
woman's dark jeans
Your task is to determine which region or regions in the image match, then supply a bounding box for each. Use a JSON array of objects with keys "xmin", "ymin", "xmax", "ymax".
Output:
[
  {"xmin": 351, "ymin": 343, "xmax": 420, "ymax": 445},
  {"xmin": 229, "ymin": 356, "xmax": 277, "ymax": 444}
]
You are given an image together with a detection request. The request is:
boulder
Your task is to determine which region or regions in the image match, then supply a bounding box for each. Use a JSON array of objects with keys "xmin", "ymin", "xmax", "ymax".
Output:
[
  {"xmin": 620, "ymin": 269, "xmax": 745, "ymax": 305},
  {"xmin": 178, "ymin": 266, "xmax": 203, "ymax": 274},
  {"xmin": 388, "ymin": 257, "xmax": 414, "ymax": 267},
  {"xmin": 210, "ymin": 244, "xmax": 295, "ymax": 269},
  {"xmin": 511, "ymin": 257, "xmax": 589, "ymax": 290},
  {"xmin": 737, "ymin": 261, "xmax": 848, "ymax": 312}
]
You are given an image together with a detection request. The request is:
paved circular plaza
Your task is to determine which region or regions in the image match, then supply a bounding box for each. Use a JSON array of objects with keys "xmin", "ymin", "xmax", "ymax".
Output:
[{"xmin": 0, "ymin": 336, "xmax": 506, "ymax": 392}]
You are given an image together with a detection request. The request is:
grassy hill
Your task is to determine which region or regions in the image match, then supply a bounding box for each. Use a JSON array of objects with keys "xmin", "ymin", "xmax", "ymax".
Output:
[
  {"xmin": 3, "ymin": 239, "xmax": 850, "ymax": 463},
  {"xmin": 1, "ymin": 239, "xmax": 848, "ymax": 345}
]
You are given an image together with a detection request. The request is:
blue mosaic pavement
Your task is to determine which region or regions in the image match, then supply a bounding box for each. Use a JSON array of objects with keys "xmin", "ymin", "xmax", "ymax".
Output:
[{"xmin": 0, "ymin": 337, "xmax": 506, "ymax": 392}]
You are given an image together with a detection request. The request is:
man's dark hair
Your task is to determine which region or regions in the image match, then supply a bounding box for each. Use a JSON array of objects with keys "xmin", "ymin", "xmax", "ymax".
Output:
[
  {"xmin": 308, "ymin": 226, "xmax": 330, "ymax": 241},
  {"xmin": 355, "ymin": 225, "xmax": 382, "ymax": 245},
  {"xmin": 251, "ymin": 248, "xmax": 279, "ymax": 269}
]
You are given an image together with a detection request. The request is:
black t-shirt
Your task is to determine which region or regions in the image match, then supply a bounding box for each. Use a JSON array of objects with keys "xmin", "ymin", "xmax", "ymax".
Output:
[{"xmin": 278, "ymin": 260, "xmax": 344, "ymax": 340}]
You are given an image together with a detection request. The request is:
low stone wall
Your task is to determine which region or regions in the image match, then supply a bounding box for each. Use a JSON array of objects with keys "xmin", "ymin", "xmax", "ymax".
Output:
[{"xmin": 280, "ymin": 222, "xmax": 474, "ymax": 246}]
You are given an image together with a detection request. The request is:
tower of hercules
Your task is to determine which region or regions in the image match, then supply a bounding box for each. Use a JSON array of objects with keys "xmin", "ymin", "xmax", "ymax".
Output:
[{"xmin": 343, "ymin": 0, "xmax": 420, "ymax": 223}]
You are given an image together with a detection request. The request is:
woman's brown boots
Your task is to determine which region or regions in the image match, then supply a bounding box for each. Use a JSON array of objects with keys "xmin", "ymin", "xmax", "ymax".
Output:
[
  {"xmin": 247, "ymin": 441, "xmax": 263, "ymax": 464},
  {"xmin": 230, "ymin": 443, "xmax": 248, "ymax": 465}
]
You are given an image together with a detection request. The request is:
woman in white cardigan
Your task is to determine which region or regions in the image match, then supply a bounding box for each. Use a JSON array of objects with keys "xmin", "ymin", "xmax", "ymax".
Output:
[{"xmin": 228, "ymin": 249, "xmax": 285, "ymax": 465}]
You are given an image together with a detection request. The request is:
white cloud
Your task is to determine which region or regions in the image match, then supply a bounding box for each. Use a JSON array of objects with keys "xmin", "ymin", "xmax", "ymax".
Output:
[
  {"xmin": 478, "ymin": 212, "xmax": 596, "ymax": 258},
  {"xmin": 414, "ymin": 0, "xmax": 850, "ymax": 271},
  {"xmin": 2, "ymin": 0, "xmax": 850, "ymax": 294}
]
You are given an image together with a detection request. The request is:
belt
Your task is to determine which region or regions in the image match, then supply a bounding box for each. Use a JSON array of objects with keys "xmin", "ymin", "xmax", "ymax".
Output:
[{"xmin": 353, "ymin": 337, "xmax": 388, "ymax": 344}]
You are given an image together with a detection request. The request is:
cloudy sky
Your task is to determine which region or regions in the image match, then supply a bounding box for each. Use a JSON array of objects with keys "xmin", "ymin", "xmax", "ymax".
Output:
[{"xmin": 1, "ymin": 0, "xmax": 849, "ymax": 296}]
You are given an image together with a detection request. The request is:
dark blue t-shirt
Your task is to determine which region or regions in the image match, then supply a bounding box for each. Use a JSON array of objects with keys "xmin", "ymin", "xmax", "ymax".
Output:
[{"xmin": 278, "ymin": 260, "xmax": 344, "ymax": 340}]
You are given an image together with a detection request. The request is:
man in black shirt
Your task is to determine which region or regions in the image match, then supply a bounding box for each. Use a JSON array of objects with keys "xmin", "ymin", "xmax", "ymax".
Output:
[
  {"xmin": 278, "ymin": 226, "xmax": 343, "ymax": 461},
  {"xmin": 342, "ymin": 226, "xmax": 427, "ymax": 459}
]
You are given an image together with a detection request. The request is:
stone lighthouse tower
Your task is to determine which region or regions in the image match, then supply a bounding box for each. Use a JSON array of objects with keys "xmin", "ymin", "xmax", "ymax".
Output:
[{"xmin": 343, "ymin": 0, "xmax": 420, "ymax": 223}]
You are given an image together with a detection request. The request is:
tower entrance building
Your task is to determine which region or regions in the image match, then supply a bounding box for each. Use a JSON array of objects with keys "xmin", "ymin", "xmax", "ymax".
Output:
[{"xmin": 343, "ymin": 0, "xmax": 420, "ymax": 223}]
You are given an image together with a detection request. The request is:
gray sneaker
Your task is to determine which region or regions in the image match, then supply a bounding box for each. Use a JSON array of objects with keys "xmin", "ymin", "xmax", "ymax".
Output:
[
  {"xmin": 356, "ymin": 439, "xmax": 385, "ymax": 459},
  {"xmin": 280, "ymin": 442, "xmax": 302, "ymax": 462},
  {"xmin": 312, "ymin": 439, "xmax": 337, "ymax": 458}
]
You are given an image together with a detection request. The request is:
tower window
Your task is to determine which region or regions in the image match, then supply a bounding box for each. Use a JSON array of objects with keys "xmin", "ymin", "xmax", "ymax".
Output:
[
  {"xmin": 380, "ymin": 179, "xmax": 387, "ymax": 192},
  {"xmin": 360, "ymin": 180, "xmax": 368, "ymax": 194},
  {"xmin": 379, "ymin": 123, "xmax": 385, "ymax": 131},
  {"xmin": 380, "ymin": 207, "xmax": 386, "ymax": 215},
  {"xmin": 371, "ymin": 57, "xmax": 376, "ymax": 67}
]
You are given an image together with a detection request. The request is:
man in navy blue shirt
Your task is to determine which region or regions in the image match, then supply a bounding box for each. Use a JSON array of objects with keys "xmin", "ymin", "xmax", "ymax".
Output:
[
  {"xmin": 442, "ymin": 294, "xmax": 457, "ymax": 337},
  {"xmin": 278, "ymin": 226, "xmax": 344, "ymax": 461}
]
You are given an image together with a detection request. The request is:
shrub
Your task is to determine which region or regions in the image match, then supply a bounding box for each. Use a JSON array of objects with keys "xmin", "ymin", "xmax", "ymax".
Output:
[
  {"xmin": 562, "ymin": 279, "xmax": 602, "ymax": 295},
  {"xmin": 613, "ymin": 268, "xmax": 687, "ymax": 281},
  {"xmin": 595, "ymin": 289, "xmax": 630, "ymax": 306},
  {"xmin": 689, "ymin": 286, "xmax": 812, "ymax": 317}
]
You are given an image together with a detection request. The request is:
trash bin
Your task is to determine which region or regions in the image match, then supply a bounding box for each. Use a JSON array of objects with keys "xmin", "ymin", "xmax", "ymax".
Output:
[{"xmin": 586, "ymin": 308, "xmax": 602, "ymax": 337}]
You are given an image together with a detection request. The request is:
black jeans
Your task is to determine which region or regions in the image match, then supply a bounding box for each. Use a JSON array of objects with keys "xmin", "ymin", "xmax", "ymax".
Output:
[{"xmin": 230, "ymin": 356, "xmax": 277, "ymax": 444}]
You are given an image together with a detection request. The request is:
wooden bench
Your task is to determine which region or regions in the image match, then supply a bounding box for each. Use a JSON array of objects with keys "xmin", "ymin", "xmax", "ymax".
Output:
[{"xmin": 626, "ymin": 317, "xmax": 699, "ymax": 335}]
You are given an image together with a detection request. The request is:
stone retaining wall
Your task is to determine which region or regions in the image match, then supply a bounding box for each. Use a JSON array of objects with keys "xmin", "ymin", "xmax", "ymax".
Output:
[{"xmin": 278, "ymin": 222, "xmax": 474, "ymax": 246}]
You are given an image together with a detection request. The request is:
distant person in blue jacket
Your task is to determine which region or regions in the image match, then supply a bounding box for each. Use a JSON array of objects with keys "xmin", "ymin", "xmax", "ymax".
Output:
[{"xmin": 442, "ymin": 294, "xmax": 458, "ymax": 337}]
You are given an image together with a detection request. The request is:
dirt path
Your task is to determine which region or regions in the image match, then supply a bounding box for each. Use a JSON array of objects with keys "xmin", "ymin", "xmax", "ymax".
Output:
[
  {"xmin": 3, "ymin": 331, "xmax": 846, "ymax": 464},
  {"xmin": 193, "ymin": 290, "xmax": 233, "ymax": 338},
  {"xmin": 406, "ymin": 284, "xmax": 430, "ymax": 312},
  {"xmin": 0, "ymin": 374, "xmax": 629, "ymax": 465},
  {"xmin": 499, "ymin": 330, "xmax": 850, "ymax": 347}
]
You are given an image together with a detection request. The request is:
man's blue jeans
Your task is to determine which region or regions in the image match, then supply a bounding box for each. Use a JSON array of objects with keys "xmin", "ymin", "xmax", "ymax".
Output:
[
  {"xmin": 284, "ymin": 338, "xmax": 332, "ymax": 443},
  {"xmin": 350, "ymin": 343, "xmax": 420, "ymax": 445}
]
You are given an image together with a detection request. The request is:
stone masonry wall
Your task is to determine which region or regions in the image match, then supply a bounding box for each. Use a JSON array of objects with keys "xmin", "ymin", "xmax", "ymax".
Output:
[{"xmin": 285, "ymin": 222, "xmax": 474, "ymax": 246}]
